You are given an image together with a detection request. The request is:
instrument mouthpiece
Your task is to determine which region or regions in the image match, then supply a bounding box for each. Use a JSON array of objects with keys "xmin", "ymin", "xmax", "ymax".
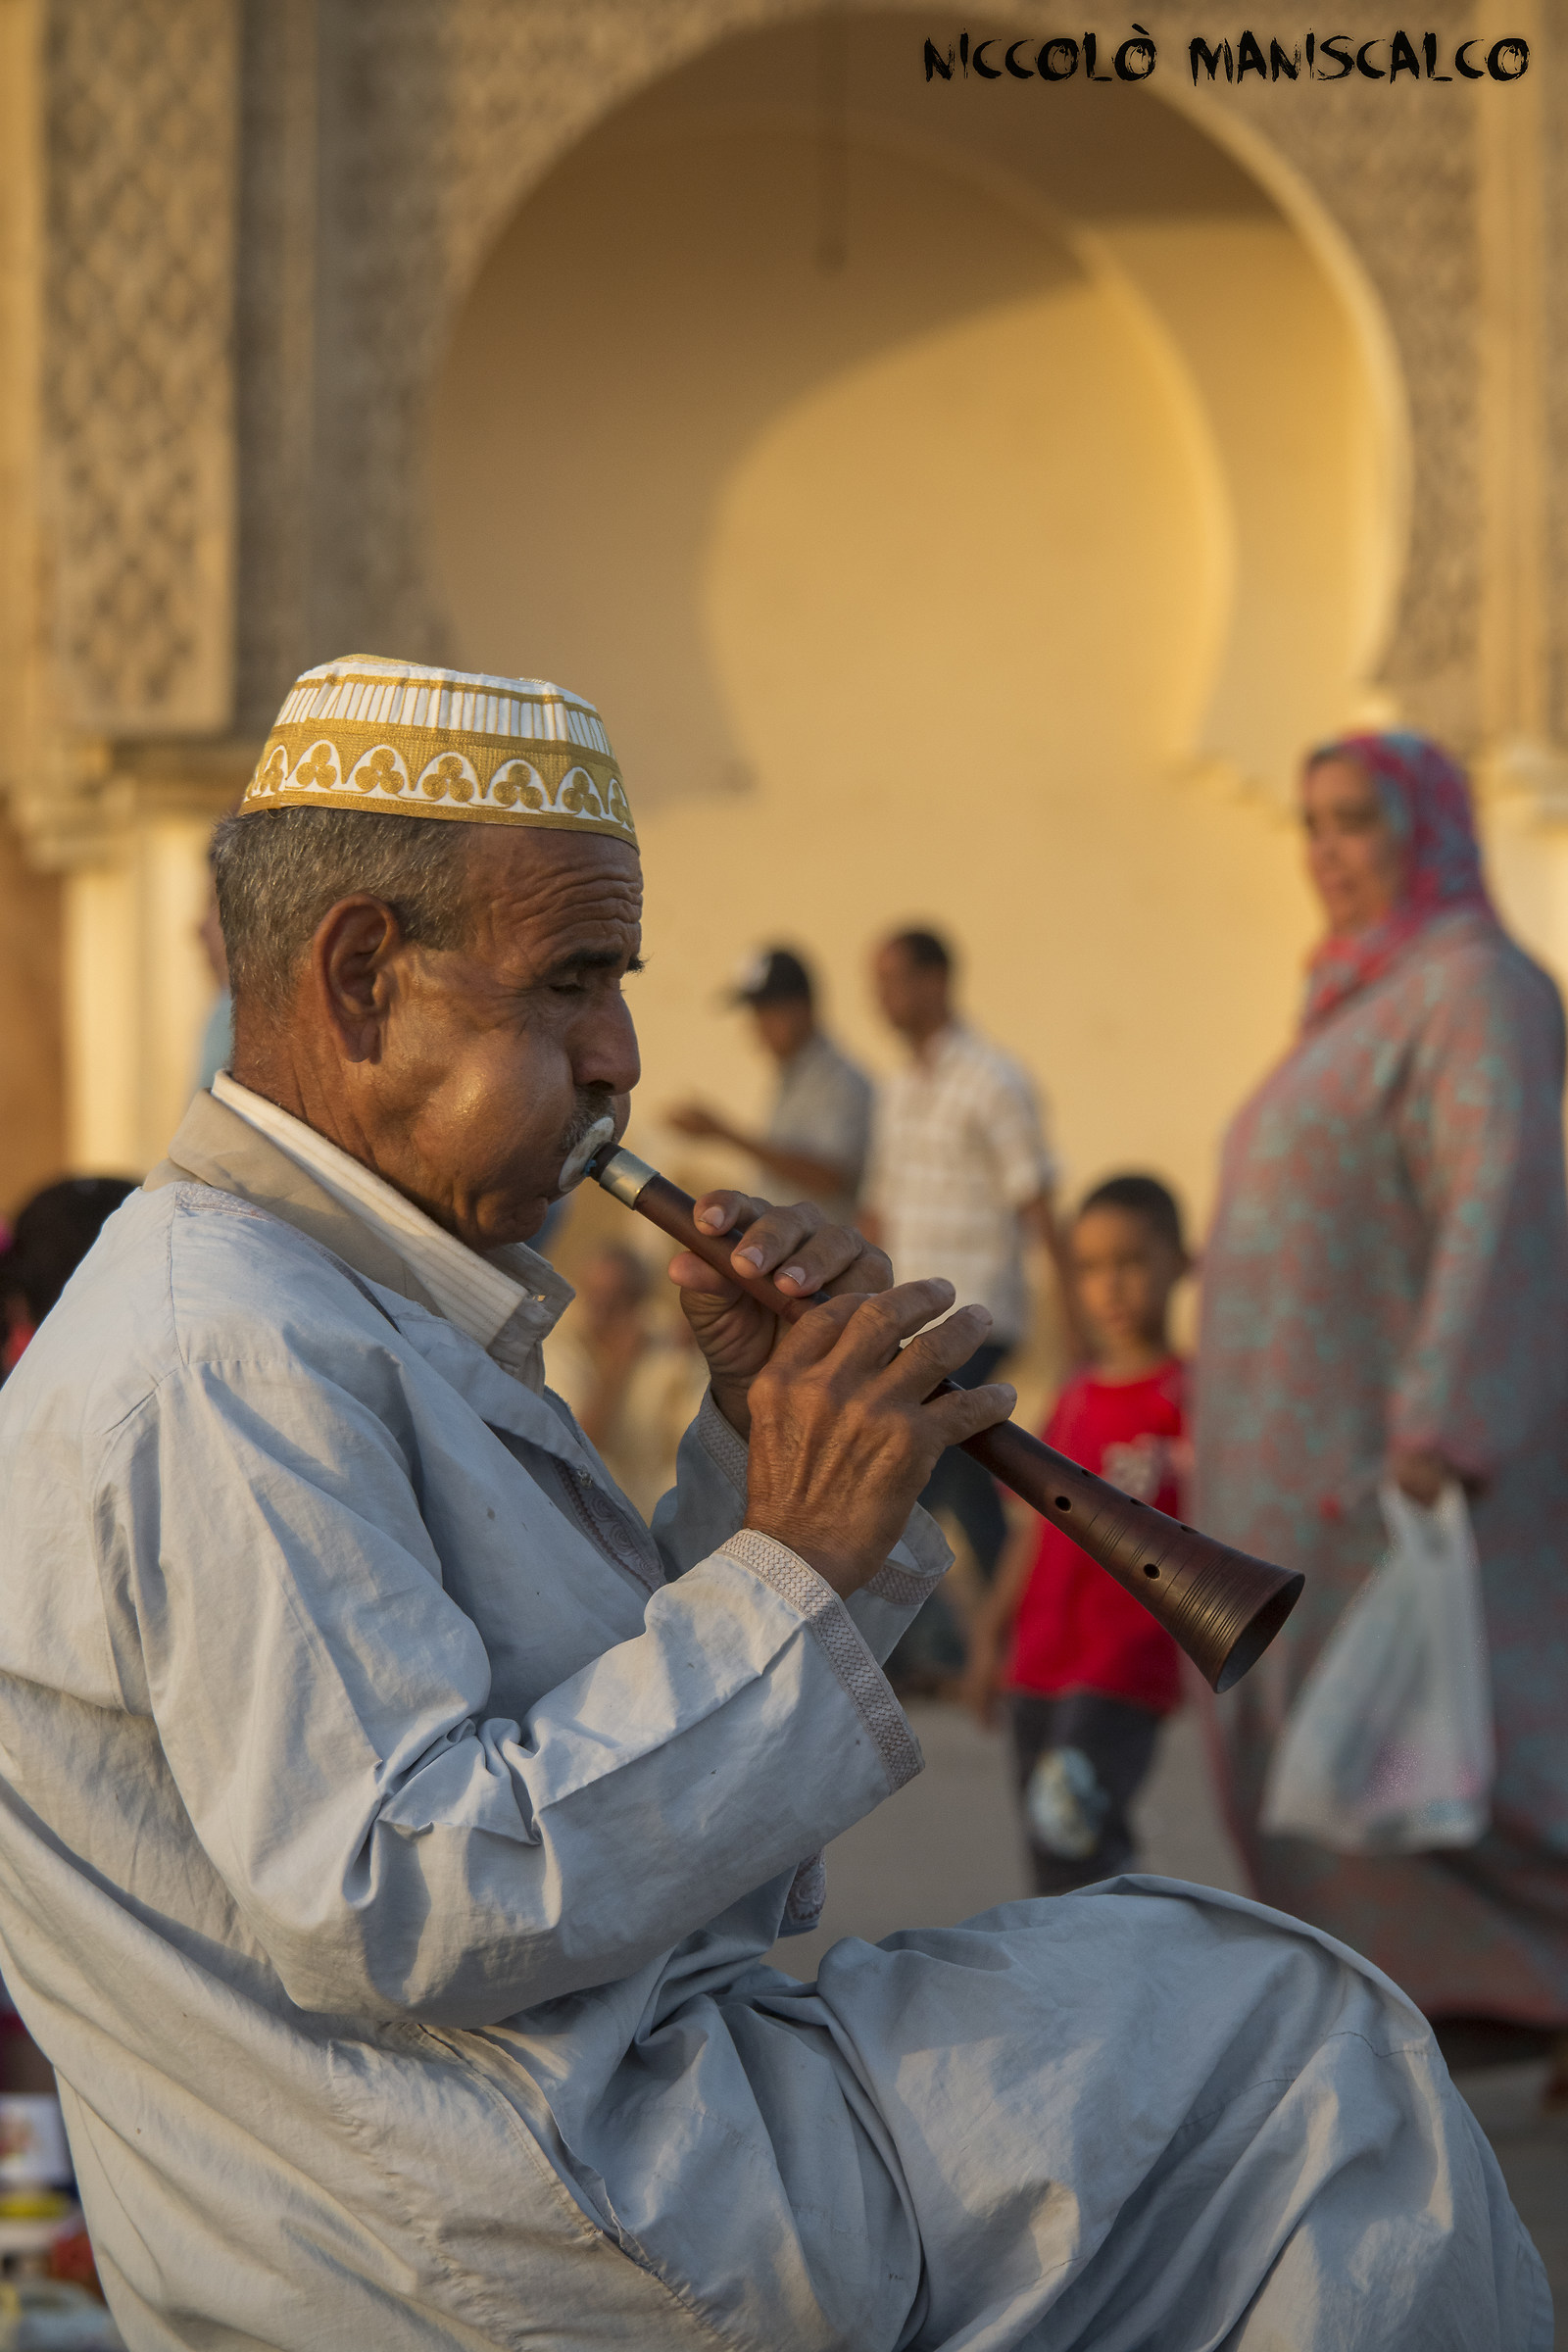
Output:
[
  {"xmin": 558, "ymin": 1115, "xmax": 617, "ymax": 1194},
  {"xmin": 587, "ymin": 1144, "xmax": 658, "ymax": 1207}
]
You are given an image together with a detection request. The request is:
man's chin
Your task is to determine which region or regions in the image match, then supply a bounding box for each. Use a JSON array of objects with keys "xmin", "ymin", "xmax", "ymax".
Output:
[
  {"xmin": 461, "ymin": 1185, "xmax": 561, "ymax": 1254},
  {"xmin": 508, "ymin": 1194, "xmax": 559, "ymax": 1246}
]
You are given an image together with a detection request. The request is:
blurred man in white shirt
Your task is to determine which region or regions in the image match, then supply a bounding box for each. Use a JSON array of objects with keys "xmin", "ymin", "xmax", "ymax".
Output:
[{"xmin": 864, "ymin": 929, "xmax": 1075, "ymax": 1670}]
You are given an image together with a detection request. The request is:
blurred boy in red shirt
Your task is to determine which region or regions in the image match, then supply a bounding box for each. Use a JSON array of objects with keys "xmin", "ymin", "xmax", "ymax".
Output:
[{"xmin": 963, "ymin": 1174, "xmax": 1190, "ymax": 1893}]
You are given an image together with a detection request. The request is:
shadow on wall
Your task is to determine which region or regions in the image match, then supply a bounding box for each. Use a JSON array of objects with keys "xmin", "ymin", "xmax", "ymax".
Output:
[
  {"xmin": 425, "ymin": 9, "xmax": 1400, "ymax": 1228},
  {"xmin": 429, "ymin": 9, "xmax": 1396, "ymax": 817}
]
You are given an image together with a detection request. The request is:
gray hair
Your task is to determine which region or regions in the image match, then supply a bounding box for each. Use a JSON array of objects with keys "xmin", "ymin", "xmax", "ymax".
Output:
[{"xmin": 211, "ymin": 807, "xmax": 479, "ymax": 1015}]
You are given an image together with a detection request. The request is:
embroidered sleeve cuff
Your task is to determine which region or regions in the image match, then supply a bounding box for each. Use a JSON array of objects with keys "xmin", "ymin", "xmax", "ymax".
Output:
[{"xmin": 717, "ymin": 1527, "xmax": 921, "ymax": 1792}]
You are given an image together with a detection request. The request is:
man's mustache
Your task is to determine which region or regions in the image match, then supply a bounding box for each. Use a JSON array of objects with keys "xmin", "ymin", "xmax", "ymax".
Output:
[
  {"xmin": 560, "ymin": 1088, "xmax": 617, "ymax": 1154},
  {"xmin": 554, "ymin": 1089, "xmax": 620, "ymax": 1194}
]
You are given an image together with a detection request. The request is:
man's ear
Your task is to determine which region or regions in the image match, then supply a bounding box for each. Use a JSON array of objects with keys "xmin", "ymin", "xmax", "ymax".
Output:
[{"xmin": 310, "ymin": 896, "xmax": 405, "ymax": 1064}]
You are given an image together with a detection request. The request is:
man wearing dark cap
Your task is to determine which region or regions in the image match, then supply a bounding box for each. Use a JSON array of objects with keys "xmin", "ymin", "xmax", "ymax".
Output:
[{"xmin": 668, "ymin": 945, "xmax": 872, "ymax": 1223}]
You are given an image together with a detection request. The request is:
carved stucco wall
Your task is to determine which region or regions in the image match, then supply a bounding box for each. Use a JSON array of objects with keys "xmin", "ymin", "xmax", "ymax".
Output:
[
  {"xmin": 43, "ymin": 0, "xmax": 238, "ymax": 737},
  {"xmin": 11, "ymin": 0, "xmax": 1553, "ymax": 1173},
  {"xmin": 233, "ymin": 0, "xmax": 811, "ymax": 733},
  {"xmin": 26, "ymin": 0, "xmax": 1534, "ymax": 766},
  {"xmin": 1222, "ymin": 1, "xmax": 1484, "ymax": 746},
  {"xmin": 219, "ymin": 0, "xmax": 1496, "ymax": 760}
]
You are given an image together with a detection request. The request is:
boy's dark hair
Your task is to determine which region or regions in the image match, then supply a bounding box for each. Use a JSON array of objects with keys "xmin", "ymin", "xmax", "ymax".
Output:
[
  {"xmin": 887, "ymin": 927, "xmax": 952, "ymax": 975},
  {"xmin": 1077, "ymin": 1173, "xmax": 1186, "ymax": 1255}
]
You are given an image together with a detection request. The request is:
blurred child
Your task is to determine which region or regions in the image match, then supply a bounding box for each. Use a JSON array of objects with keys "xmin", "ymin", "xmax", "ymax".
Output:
[{"xmin": 962, "ymin": 1174, "xmax": 1191, "ymax": 1893}]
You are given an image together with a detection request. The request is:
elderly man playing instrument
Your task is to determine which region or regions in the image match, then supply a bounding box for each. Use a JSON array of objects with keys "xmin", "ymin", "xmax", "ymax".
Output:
[{"xmin": 0, "ymin": 660, "xmax": 1544, "ymax": 2352}]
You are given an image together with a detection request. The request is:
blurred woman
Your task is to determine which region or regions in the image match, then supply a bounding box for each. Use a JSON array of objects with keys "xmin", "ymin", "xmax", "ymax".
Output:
[{"xmin": 1199, "ymin": 732, "xmax": 1568, "ymax": 2092}]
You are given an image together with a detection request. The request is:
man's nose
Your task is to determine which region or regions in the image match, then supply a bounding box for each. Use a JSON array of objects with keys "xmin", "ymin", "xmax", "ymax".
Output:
[{"xmin": 573, "ymin": 990, "xmax": 641, "ymax": 1096}]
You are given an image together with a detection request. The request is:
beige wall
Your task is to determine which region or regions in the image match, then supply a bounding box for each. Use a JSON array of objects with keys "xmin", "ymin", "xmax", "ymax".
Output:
[
  {"xmin": 5, "ymin": 3, "xmax": 1564, "ymax": 1210},
  {"xmin": 427, "ymin": 51, "xmax": 1392, "ymax": 1245},
  {"xmin": 61, "ymin": 809, "xmax": 219, "ymax": 1177}
]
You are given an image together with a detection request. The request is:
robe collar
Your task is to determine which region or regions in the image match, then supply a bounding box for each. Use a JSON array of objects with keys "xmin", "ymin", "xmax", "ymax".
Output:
[{"xmin": 146, "ymin": 1086, "xmax": 574, "ymax": 1395}]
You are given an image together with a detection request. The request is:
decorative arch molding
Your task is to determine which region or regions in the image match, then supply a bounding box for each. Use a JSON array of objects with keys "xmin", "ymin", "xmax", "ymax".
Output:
[
  {"xmin": 8, "ymin": 0, "xmax": 1499, "ymax": 777},
  {"xmin": 1155, "ymin": 87, "xmax": 1413, "ymax": 722},
  {"xmin": 287, "ymin": 0, "xmax": 1472, "ymax": 757}
]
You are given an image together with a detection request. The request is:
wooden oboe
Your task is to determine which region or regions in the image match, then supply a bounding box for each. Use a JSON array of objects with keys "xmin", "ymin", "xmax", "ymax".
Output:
[{"xmin": 584, "ymin": 1143, "xmax": 1301, "ymax": 1692}]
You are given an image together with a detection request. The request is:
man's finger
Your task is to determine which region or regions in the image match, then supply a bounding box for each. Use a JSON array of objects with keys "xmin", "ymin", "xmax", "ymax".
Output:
[
  {"xmin": 691, "ymin": 1189, "xmax": 775, "ymax": 1239},
  {"xmin": 877, "ymin": 1302, "xmax": 994, "ymax": 1397},
  {"xmin": 813, "ymin": 1278, "xmax": 958, "ymax": 1372},
  {"xmin": 921, "ymin": 1379, "xmax": 1017, "ymax": 1450},
  {"xmin": 775, "ymin": 1229, "xmax": 889, "ymax": 1299},
  {"xmin": 666, "ymin": 1248, "xmax": 745, "ymax": 1298},
  {"xmin": 760, "ymin": 1289, "xmax": 866, "ymax": 1369},
  {"xmin": 719, "ymin": 1202, "xmax": 825, "ymax": 1280}
]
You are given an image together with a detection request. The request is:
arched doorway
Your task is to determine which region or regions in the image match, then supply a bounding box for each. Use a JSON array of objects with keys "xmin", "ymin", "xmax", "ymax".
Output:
[{"xmin": 427, "ymin": 11, "xmax": 1403, "ymax": 1228}]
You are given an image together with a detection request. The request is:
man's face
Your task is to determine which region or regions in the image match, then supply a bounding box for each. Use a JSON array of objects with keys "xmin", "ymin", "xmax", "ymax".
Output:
[
  {"xmin": 752, "ymin": 999, "xmax": 814, "ymax": 1061},
  {"xmin": 872, "ymin": 943, "xmax": 947, "ymax": 1040},
  {"xmin": 353, "ymin": 830, "xmax": 643, "ymax": 1250}
]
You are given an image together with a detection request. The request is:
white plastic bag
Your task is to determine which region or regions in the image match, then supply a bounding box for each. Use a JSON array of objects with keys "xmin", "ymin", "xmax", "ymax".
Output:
[{"xmin": 1260, "ymin": 1481, "xmax": 1494, "ymax": 1854}]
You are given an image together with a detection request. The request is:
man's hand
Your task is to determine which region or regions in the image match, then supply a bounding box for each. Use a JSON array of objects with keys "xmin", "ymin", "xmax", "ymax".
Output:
[
  {"xmin": 668, "ymin": 1190, "xmax": 891, "ymax": 1436},
  {"xmin": 743, "ymin": 1285, "xmax": 1016, "ymax": 1597}
]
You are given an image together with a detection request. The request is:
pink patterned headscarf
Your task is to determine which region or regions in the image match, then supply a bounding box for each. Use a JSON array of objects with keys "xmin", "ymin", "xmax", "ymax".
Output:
[{"xmin": 1298, "ymin": 730, "xmax": 1497, "ymax": 1032}]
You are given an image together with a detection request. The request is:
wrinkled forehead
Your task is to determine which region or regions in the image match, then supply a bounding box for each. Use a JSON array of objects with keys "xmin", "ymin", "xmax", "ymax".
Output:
[{"xmin": 471, "ymin": 828, "xmax": 643, "ymax": 970}]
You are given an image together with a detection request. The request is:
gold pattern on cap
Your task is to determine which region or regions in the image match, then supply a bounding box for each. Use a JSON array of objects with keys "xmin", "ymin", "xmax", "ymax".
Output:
[{"xmin": 238, "ymin": 657, "xmax": 637, "ymax": 845}]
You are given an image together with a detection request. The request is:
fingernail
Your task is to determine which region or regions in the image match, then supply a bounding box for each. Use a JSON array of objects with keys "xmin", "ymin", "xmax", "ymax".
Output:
[
  {"xmin": 736, "ymin": 1246, "xmax": 765, "ymax": 1269},
  {"xmin": 780, "ymin": 1264, "xmax": 808, "ymax": 1289},
  {"xmin": 697, "ymin": 1206, "xmax": 725, "ymax": 1231}
]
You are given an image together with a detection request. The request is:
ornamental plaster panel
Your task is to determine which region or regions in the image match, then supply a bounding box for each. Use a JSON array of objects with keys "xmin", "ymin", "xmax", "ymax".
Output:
[
  {"xmin": 233, "ymin": 0, "xmax": 318, "ymax": 737},
  {"xmin": 283, "ymin": 0, "xmax": 814, "ymax": 709},
  {"xmin": 228, "ymin": 1, "xmax": 1489, "ymax": 759},
  {"xmin": 42, "ymin": 0, "xmax": 239, "ymax": 734},
  {"xmin": 1222, "ymin": 0, "xmax": 1482, "ymax": 746}
]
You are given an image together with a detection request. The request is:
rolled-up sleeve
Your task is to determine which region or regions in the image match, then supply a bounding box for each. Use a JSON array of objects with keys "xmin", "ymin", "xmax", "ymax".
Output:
[{"xmin": 103, "ymin": 1357, "xmax": 942, "ymax": 2032}]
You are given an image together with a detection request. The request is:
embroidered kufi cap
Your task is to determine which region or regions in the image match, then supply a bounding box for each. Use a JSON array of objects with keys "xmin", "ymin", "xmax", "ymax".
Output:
[{"xmin": 239, "ymin": 655, "xmax": 635, "ymax": 845}]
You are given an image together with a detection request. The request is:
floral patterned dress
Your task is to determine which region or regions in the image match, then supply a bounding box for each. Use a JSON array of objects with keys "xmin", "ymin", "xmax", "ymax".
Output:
[{"xmin": 1198, "ymin": 907, "xmax": 1568, "ymax": 2024}]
